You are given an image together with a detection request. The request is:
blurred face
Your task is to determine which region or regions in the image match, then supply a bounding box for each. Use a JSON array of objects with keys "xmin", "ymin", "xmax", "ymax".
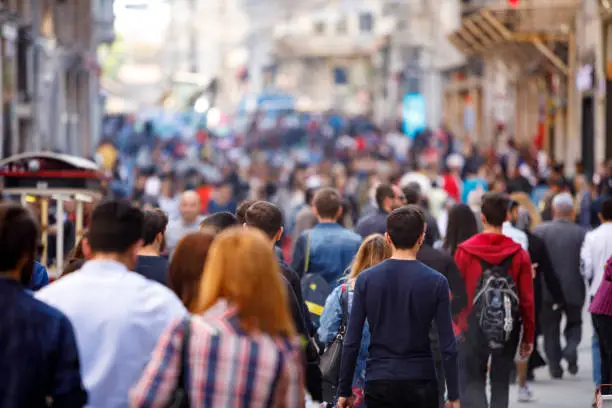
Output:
[
  {"xmin": 392, "ymin": 186, "xmax": 406, "ymax": 210},
  {"xmin": 180, "ymin": 194, "xmax": 200, "ymax": 222},
  {"xmin": 217, "ymin": 184, "xmax": 233, "ymax": 203}
]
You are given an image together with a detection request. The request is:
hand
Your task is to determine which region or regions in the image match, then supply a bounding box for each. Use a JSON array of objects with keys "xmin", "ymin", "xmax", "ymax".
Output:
[
  {"xmin": 531, "ymin": 263, "xmax": 539, "ymax": 279},
  {"xmin": 336, "ymin": 397, "xmax": 353, "ymax": 408},
  {"xmin": 519, "ymin": 342, "xmax": 534, "ymax": 360},
  {"xmin": 445, "ymin": 400, "xmax": 460, "ymax": 408}
]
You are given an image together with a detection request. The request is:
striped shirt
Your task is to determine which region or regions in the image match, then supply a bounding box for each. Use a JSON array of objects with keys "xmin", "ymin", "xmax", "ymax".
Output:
[
  {"xmin": 590, "ymin": 257, "xmax": 612, "ymax": 317},
  {"xmin": 130, "ymin": 300, "xmax": 305, "ymax": 408}
]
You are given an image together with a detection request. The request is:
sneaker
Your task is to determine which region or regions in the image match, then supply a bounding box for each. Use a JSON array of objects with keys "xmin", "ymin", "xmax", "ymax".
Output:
[{"xmin": 518, "ymin": 385, "xmax": 536, "ymax": 403}]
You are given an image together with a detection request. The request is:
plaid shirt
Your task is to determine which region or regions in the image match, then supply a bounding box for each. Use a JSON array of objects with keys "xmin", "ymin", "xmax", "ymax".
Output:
[{"xmin": 130, "ymin": 300, "xmax": 305, "ymax": 408}]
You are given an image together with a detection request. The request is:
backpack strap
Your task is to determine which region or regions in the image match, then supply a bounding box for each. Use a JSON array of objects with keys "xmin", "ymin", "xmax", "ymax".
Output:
[
  {"xmin": 479, "ymin": 254, "xmax": 515, "ymax": 274},
  {"xmin": 304, "ymin": 231, "xmax": 311, "ymax": 275}
]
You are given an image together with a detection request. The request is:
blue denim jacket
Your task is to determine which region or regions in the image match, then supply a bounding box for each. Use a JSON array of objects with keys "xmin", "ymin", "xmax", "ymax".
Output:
[
  {"xmin": 318, "ymin": 284, "xmax": 370, "ymax": 389},
  {"xmin": 291, "ymin": 223, "xmax": 362, "ymax": 285}
]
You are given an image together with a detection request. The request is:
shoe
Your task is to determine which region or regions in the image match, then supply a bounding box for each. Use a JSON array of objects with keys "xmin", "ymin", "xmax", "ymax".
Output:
[
  {"xmin": 550, "ymin": 367, "xmax": 564, "ymax": 379},
  {"xmin": 568, "ymin": 362, "xmax": 579, "ymax": 375},
  {"xmin": 518, "ymin": 385, "xmax": 536, "ymax": 403}
]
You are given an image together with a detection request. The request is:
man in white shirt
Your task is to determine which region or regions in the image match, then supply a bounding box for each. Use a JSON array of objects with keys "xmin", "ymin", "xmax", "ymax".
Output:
[
  {"xmin": 165, "ymin": 190, "xmax": 202, "ymax": 254},
  {"xmin": 504, "ymin": 200, "xmax": 529, "ymax": 251},
  {"xmin": 37, "ymin": 200, "xmax": 187, "ymax": 408}
]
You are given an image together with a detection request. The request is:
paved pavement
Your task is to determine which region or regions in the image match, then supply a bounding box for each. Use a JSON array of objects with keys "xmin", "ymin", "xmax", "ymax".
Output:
[{"xmin": 509, "ymin": 308, "xmax": 595, "ymax": 408}]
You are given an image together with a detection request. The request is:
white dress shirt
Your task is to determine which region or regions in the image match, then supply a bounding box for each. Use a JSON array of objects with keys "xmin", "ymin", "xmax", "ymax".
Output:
[
  {"xmin": 503, "ymin": 221, "xmax": 529, "ymax": 251},
  {"xmin": 581, "ymin": 222, "xmax": 612, "ymax": 297},
  {"xmin": 36, "ymin": 260, "xmax": 187, "ymax": 408}
]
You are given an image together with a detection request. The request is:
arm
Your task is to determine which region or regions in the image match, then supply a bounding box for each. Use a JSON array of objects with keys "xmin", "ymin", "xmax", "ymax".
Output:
[
  {"xmin": 337, "ymin": 277, "xmax": 367, "ymax": 398},
  {"xmin": 580, "ymin": 233, "xmax": 594, "ymax": 286},
  {"xmin": 51, "ymin": 317, "xmax": 88, "ymax": 408},
  {"xmin": 445, "ymin": 258, "xmax": 468, "ymax": 318},
  {"xmin": 317, "ymin": 287, "xmax": 343, "ymax": 346},
  {"xmin": 130, "ymin": 319, "xmax": 184, "ymax": 408},
  {"xmin": 517, "ymin": 252, "xmax": 536, "ymax": 345},
  {"xmin": 435, "ymin": 277, "xmax": 459, "ymax": 402},
  {"xmin": 291, "ymin": 233, "xmax": 306, "ymax": 278},
  {"xmin": 538, "ymin": 240, "xmax": 565, "ymax": 306}
]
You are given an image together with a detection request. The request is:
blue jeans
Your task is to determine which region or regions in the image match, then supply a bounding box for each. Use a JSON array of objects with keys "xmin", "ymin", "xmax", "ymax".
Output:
[{"xmin": 594, "ymin": 331, "xmax": 602, "ymax": 386}]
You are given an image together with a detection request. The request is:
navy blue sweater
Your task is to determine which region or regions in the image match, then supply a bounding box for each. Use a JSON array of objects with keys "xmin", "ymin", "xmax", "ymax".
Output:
[{"xmin": 338, "ymin": 259, "xmax": 459, "ymax": 400}]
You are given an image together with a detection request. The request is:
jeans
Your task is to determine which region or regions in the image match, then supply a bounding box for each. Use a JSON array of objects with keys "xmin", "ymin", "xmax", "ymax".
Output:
[
  {"xmin": 593, "ymin": 314, "xmax": 612, "ymax": 395},
  {"xmin": 365, "ymin": 379, "xmax": 438, "ymax": 408},
  {"xmin": 593, "ymin": 312, "xmax": 602, "ymax": 386}
]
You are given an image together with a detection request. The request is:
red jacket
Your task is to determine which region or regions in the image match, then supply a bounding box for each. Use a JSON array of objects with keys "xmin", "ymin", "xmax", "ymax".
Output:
[{"xmin": 454, "ymin": 232, "xmax": 535, "ymax": 345}]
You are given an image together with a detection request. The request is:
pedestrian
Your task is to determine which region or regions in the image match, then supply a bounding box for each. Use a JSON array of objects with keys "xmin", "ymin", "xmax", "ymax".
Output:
[
  {"xmin": 454, "ymin": 192, "xmax": 535, "ymax": 408},
  {"xmin": 165, "ymin": 190, "xmax": 203, "ymax": 254},
  {"xmin": 0, "ymin": 202, "xmax": 88, "ymax": 407},
  {"xmin": 134, "ymin": 208, "xmax": 169, "ymax": 286},
  {"xmin": 167, "ymin": 231, "xmax": 216, "ymax": 308},
  {"xmin": 337, "ymin": 206, "xmax": 460, "ymax": 408},
  {"xmin": 319, "ymin": 234, "xmax": 392, "ymax": 407},
  {"xmin": 235, "ymin": 198, "xmax": 257, "ymax": 225},
  {"xmin": 533, "ymin": 192, "xmax": 586, "ymax": 378},
  {"xmin": 36, "ymin": 199, "xmax": 187, "ymax": 407},
  {"xmin": 130, "ymin": 227, "xmax": 305, "ymax": 407},
  {"xmin": 441, "ymin": 203, "xmax": 479, "ymax": 256},
  {"xmin": 293, "ymin": 187, "xmax": 319, "ymax": 245},
  {"xmin": 199, "ymin": 211, "xmax": 238, "ymax": 233},
  {"xmin": 355, "ymin": 183, "xmax": 405, "ymax": 238},
  {"xmin": 581, "ymin": 197, "xmax": 612, "ymax": 389},
  {"xmin": 590, "ymin": 256, "xmax": 612, "ymax": 400},
  {"xmin": 404, "ymin": 183, "xmax": 441, "ymax": 246},
  {"xmin": 503, "ymin": 200, "xmax": 529, "ymax": 251}
]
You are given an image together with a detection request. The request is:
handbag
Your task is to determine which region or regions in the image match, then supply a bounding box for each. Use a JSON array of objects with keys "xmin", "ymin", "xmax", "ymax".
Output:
[
  {"xmin": 320, "ymin": 285, "xmax": 349, "ymax": 401},
  {"xmin": 167, "ymin": 317, "xmax": 191, "ymax": 408}
]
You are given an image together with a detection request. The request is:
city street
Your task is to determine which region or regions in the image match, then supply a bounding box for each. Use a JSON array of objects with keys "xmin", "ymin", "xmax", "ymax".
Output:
[{"xmin": 510, "ymin": 308, "xmax": 595, "ymax": 408}]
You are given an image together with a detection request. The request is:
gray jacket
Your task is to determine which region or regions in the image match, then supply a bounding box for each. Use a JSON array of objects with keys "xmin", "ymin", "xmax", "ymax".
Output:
[{"xmin": 533, "ymin": 220, "xmax": 587, "ymax": 306}]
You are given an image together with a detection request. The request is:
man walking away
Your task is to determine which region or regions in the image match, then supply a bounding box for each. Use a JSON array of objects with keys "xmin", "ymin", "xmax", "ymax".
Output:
[
  {"xmin": 0, "ymin": 203, "xmax": 87, "ymax": 407},
  {"xmin": 37, "ymin": 199, "xmax": 187, "ymax": 408},
  {"xmin": 355, "ymin": 183, "xmax": 405, "ymax": 238},
  {"xmin": 454, "ymin": 192, "xmax": 535, "ymax": 408},
  {"xmin": 534, "ymin": 192, "xmax": 586, "ymax": 378},
  {"xmin": 135, "ymin": 209, "xmax": 169, "ymax": 285},
  {"xmin": 337, "ymin": 206, "xmax": 460, "ymax": 408}
]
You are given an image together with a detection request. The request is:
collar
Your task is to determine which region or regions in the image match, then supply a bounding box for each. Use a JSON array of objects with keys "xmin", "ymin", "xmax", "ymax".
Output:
[
  {"xmin": 80, "ymin": 260, "xmax": 130, "ymax": 275},
  {"xmin": 315, "ymin": 222, "xmax": 342, "ymax": 229}
]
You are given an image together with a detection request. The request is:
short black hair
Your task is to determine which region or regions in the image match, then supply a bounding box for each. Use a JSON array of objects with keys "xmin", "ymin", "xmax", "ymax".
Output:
[
  {"xmin": 88, "ymin": 199, "xmax": 145, "ymax": 254},
  {"xmin": 403, "ymin": 184, "xmax": 421, "ymax": 205},
  {"xmin": 0, "ymin": 203, "xmax": 39, "ymax": 273},
  {"xmin": 245, "ymin": 201, "xmax": 283, "ymax": 239},
  {"xmin": 386, "ymin": 205, "xmax": 426, "ymax": 250},
  {"xmin": 600, "ymin": 197, "xmax": 612, "ymax": 221},
  {"xmin": 481, "ymin": 192, "xmax": 510, "ymax": 227},
  {"xmin": 305, "ymin": 187, "xmax": 318, "ymax": 206},
  {"xmin": 142, "ymin": 209, "xmax": 168, "ymax": 246},
  {"xmin": 375, "ymin": 184, "xmax": 395, "ymax": 209},
  {"xmin": 200, "ymin": 212, "xmax": 238, "ymax": 233},
  {"xmin": 236, "ymin": 199, "xmax": 257, "ymax": 225},
  {"xmin": 313, "ymin": 188, "xmax": 342, "ymax": 219}
]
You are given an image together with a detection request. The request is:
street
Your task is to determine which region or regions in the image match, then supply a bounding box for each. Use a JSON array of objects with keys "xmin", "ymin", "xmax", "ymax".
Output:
[{"xmin": 510, "ymin": 308, "xmax": 594, "ymax": 408}]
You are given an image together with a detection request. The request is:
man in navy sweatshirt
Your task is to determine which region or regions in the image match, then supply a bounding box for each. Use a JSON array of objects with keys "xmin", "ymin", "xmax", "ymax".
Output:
[{"xmin": 337, "ymin": 205, "xmax": 460, "ymax": 408}]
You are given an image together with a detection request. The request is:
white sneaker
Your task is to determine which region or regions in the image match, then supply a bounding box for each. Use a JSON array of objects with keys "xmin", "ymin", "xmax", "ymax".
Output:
[{"xmin": 518, "ymin": 385, "xmax": 536, "ymax": 403}]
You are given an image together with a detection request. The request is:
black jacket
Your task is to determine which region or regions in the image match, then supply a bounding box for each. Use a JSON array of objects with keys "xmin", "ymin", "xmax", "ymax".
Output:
[{"xmin": 526, "ymin": 231, "xmax": 566, "ymax": 310}]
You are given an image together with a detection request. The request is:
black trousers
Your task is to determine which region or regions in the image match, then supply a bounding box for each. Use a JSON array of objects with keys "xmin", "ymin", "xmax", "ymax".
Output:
[
  {"xmin": 365, "ymin": 379, "xmax": 438, "ymax": 408},
  {"xmin": 593, "ymin": 314, "xmax": 612, "ymax": 395},
  {"xmin": 540, "ymin": 303, "xmax": 583, "ymax": 371}
]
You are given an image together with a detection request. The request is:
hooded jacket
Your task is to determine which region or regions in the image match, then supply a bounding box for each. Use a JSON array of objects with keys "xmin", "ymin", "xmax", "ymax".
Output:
[{"xmin": 454, "ymin": 232, "xmax": 535, "ymax": 345}]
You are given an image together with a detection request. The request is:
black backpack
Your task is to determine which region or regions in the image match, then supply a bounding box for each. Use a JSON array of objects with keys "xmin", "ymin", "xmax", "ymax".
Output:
[{"xmin": 471, "ymin": 255, "xmax": 520, "ymax": 351}]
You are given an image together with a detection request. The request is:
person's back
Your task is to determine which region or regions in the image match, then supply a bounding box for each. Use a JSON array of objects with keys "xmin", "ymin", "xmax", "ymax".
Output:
[
  {"xmin": 135, "ymin": 209, "xmax": 170, "ymax": 286},
  {"xmin": 135, "ymin": 255, "xmax": 168, "ymax": 285}
]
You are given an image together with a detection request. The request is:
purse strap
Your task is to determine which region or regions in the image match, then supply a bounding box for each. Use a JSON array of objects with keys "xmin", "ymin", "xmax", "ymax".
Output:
[
  {"xmin": 338, "ymin": 285, "xmax": 349, "ymax": 334},
  {"xmin": 304, "ymin": 231, "xmax": 311, "ymax": 275},
  {"xmin": 177, "ymin": 317, "xmax": 191, "ymax": 397}
]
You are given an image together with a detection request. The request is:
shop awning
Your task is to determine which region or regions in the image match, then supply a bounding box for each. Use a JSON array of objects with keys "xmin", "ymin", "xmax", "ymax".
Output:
[{"xmin": 448, "ymin": 0, "xmax": 579, "ymax": 76}]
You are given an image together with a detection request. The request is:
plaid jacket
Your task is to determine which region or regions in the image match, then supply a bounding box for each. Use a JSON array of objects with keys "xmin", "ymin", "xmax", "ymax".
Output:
[{"xmin": 130, "ymin": 300, "xmax": 305, "ymax": 408}]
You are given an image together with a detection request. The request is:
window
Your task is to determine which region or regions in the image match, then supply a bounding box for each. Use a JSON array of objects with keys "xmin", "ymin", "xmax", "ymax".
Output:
[
  {"xmin": 336, "ymin": 18, "xmax": 348, "ymax": 34},
  {"xmin": 359, "ymin": 12, "xmax": 374, "ymax": 32},
  {"xmin": 314, "ymin": 21, "xmax": 325, "ymax": 35},
  {"xmin": 333, "ymin": 67, "xmax": 348, "ymax": 85}
]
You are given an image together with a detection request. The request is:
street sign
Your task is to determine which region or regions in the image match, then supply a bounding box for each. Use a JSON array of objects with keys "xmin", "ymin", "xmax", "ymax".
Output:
[{"xmin": 402, "ymin": 93, "xmax": 426, "ymax": 139}]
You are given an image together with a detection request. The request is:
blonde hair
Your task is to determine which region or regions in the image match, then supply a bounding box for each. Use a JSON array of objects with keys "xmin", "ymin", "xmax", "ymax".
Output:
[
  {"xmin": 348, "ymin": 234, "xmax": 392, "ymax": 280},
  {"xmin": 192, "ymin": 227, "xmax": 295, "ymax": 337},
  {"xmin": 510, "ymin": 192, "xmax": 542, "ymax": 230}
]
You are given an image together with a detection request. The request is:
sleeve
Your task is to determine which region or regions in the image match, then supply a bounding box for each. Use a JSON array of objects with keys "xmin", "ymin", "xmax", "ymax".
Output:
[
  {"xmin": 581, "ymin": 232, "xmax": 594, "ymax": 285},
  {"xmin": 517, "ymin": 251, "xmax": 536, "ymax": 345},
  {"xmin": 354, "ymin": 218, "xmax": 368, "ymax": 239},
  {"xmin": 30, "ymin": 263, "xmax": 50, "ymax": 291},
  {"xmin": 337, "ymin": 277, "xmax": 367, "ymax": 397},
  {"xmin": 435, "ymin": 278, "xmax": 459, "ymax": 401},
  {"xmin": 445, "ymin": 258, "xmax": 468, "ymax": 318},
  {"xmin": 317, "ymin": 287, "xmax": 343, "ymax": 347},
  {"xmin": 453, "ymin": 247, "xmax": 469, "ymax": 282},
  {"xmin": 130, "ymin": 319, "xmax": 185, "ymax": 408},
  {"xmin": 291, "ymin": 233, "xmax": 307, "ymax": 278},
  {"xmin": 52, "ymin": 317, "xmax": 88, "ymax": 408}
]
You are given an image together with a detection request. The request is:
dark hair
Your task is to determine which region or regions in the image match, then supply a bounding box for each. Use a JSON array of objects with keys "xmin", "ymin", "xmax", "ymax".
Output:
[
  {"xmin": 168, "ymin": 231, "xmax": 215, "ymax": 309},
  {"xmin": 601, "ymin": 197, "xmax": 612, "ymax": 221},
  {"xmin": 245, "ymin": 201, "xmax": 283, "ymax": 239},
  {"xmin": 236, "ymin": 199, "xmax": 257, "ymax": 225},
  {"xmin": 313, "ymin": 188, "xmax": 342, "ymax": 219},
  {"xmin": 386, "ymin": 205, "xmax": 426, "ymax": 250},
  {"xmin": 67, "ymin": 230, "xmax": 89, "ymax": 260},
  {"xmin": 142, "ymin": 209, "xmax": 168, "ymax": 246},
  {"xmin": 375, "ymin": 184, "xmax": 395, "ymax": 209},
  {"xmin": 481, "ymin": 192, "xmax": 510, "ymax": 227},
  {"xmin": 200, "ymin": 212, "xmax": 238, "ymax": 233},
  {"xmin": 88, "ymin": 199, "xmax": 144, "ymax": 254},
  {"xmin": 402, "ymin": 184, "xmax": 421, "ymax": 205},
  {"xmin": 305, "ymin": 188, "xmax": 318, "ymax": 206},
  {"xmin": 0, "ymin": 203, "xmax": 39, "ymax": 273},
  {"xmin": 62, "ymin": 258, "xmax": 86, "ymax": 276},
  {"xmin": 443, "ymin": 204, "xmax": 479, "ymax": 256}
]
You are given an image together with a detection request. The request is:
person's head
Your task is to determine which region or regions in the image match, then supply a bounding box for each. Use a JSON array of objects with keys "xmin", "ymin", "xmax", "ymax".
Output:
[
  {"xmin": 305, "ymin": 187, "xmax": 318, "ymax": 206},
  {"xmin": 179, "ymin": 191, "xmax": 201, "ymax": 223},
  {"xmin": 385, "ymin": 205, "xmax": 426, "ymax": 252},
  {"xmin": 0, "ymin": 203, "xmax": 40, "ymax": 285},
  {"xmin": 348, "ymin": 234, "xmax": 392, "ymax": 280},
  {"xmin": 403, "ymin": 184, "xmax": 421, "ymax": 206},
  {"xmin": 199, "ymin": 212, "xmax": 238, "ymax": 233},
  {"xmin": 192, "ymin": 227, "xmax": 295, "ymax": 336},
  {"xmin": 68, "ymin": 229, "xmax": 90, "ymax": 260},
  {"xmin": 509, "ymin": 192, "xmax": 541, "ymax": 230},
  {"xmin": 216, "ymin": 181, "xmax": 234, "ymax": 204},
  {"xmin": 599, "ymin": 197, "xmax": 612, "ymax": 224},
  {"xmin": 169, "ymin": 231, "xmax": 216, "ymax": 309},
  {"xmin": 508, "ymin": 199, "xmax": 520, "ymax": 226},
  {"xmin": 375, "ymin": 183, "xmax": 404, "ymax": 213},
  {"xmin": 490, "ymin": 178, "xmax": 507, "ymax": 193},
  {"xmin": 551, "ymin": 192, "xmax": 575, "ymax": 220},
  {"xmin": 443, "ymin": 203, "xmax": 479, "ymax": 255},
  {"xmin": 85, "ymin": 199, "xmax": 144, "ymax": 270},
  {"xmin": 481, "ymin": 192, "xmax": 510, "ymax": 228},
  {"xmin": 245, "ymin": 201, "xmax": 283, "ymax": 243},
  {"xmin": 313, "ymin": 187, "xmax": 343, "ymax": 222},
  {"xmin": 235, "ymin": 199, "xmax": 257, "ymax": 225},
  {"xmin": 141, "ymin": 209, "xmax": 168, "ymax": 254}
]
